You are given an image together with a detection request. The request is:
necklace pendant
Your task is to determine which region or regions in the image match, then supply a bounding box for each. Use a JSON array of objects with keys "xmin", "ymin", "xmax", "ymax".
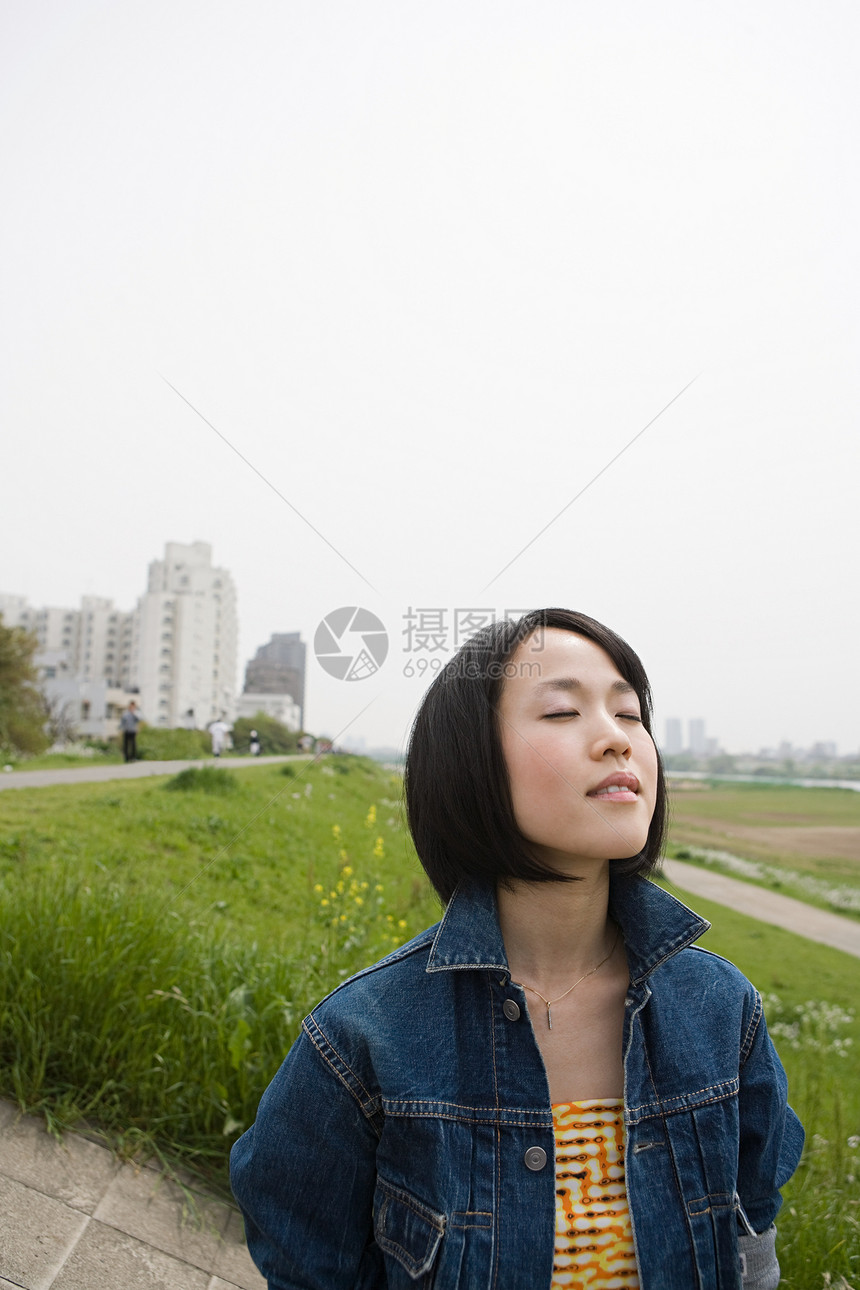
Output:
[{"xmin": 546, "ymin": 1003, "xmax": 553, "ymax": 1031}]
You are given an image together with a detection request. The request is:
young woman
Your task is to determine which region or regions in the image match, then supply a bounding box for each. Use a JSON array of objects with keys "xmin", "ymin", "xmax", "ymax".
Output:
[{"xmin": 231, "ymin": 609, "xmax": 804, "ymax": 1289}]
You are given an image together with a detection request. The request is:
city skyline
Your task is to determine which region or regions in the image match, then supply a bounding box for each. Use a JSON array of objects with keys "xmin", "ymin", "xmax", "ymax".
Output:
[{"xmin": 3, "ymin": 557, "xmax": 854, "ymax": 758}]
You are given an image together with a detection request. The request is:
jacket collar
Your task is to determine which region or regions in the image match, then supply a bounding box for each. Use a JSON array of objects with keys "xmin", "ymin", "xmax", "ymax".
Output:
[{"xmin": 426, "ymin": 873, "xmax": 709, "ymax": 987}]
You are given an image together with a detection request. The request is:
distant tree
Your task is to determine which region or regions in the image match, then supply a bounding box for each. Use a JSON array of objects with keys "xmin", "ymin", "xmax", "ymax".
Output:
[
  {"xmin": 42, "ymin": 692, "xmax": 79, "ymax": 747},
  {"xmin": 706, "ymin": 753, "xmax": 737, "ymax": 775},
  {"xmin": 232, "ymin": 712, "xmax": 302, "ymax": 755},
  {"xmin": 0, "ymin": 616, "xmax": 51, "ymax": 755}
]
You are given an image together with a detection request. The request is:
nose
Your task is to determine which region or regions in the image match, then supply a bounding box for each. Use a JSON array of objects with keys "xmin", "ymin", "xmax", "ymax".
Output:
[{"xmin": 591, "ymin": 712, "xmax": 632, "ymax": 760}]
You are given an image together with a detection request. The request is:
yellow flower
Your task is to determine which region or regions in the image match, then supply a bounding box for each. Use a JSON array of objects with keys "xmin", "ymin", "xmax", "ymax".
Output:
[
  {"xmin": 340, "ymin": 914, "xmax": 347, "ymax": 922},
  {"xmin": 373, "ymin": 837, "xmax": 385, "ymax": 858},
  {"xmin": 320, "ymin": 898, "xmax": 329, "ymax": 907},
  {"xmin": 364, "ymin": 805, "xmax": 377, "ymax": 828},
  {"xmin": 398, "ymin": 919, "xmax": 407, "ymax": 930},
  {"xmin": 332, "ymin": 824, "xmax": 342, "ymax": 841},
  {"xmin": 342, "ymin": 865, "xmax": 353, "ymax": 877},
  {"xmin": 354, "ymin": 896, "xmax": 364, "ymax": 906},
  {"xmin": 375, "ymin": 884, "xmax": 384, "ymax": 893},
  {"xmin": 339, "ymin": 849, "xmax": 349, "ymax": 863},
  {"xmin": 313, "ymin": 883, "xmax": 323, "ymax": 893},
  {"xmin": 329, "ymin": 890, "xmax": 338, "ymax": 899}
]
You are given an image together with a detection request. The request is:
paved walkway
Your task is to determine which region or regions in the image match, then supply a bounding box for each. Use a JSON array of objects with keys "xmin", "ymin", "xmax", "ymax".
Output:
[
  {"xmin": 0, "ymin": 1100, "xmax": 264, "ymax": 1290},
  {"xmin": 660, "ymin": 858, "xmax": 860, "ymax": 959},
  {"xmin": 0, "ymin": 755, "xmax": 310, "ymax": 792}
]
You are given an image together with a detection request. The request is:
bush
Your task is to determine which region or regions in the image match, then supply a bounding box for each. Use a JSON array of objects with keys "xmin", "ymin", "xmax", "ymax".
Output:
[
  {"xmin": 231, "ymin": 712, "xmax": 301, "ymax": 755},
  {"xmin": 164, "ymin": 766, "xmax": 239, "ymax": 795}
]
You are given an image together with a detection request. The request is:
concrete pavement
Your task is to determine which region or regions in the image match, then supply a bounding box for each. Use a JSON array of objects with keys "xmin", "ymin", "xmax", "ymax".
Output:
[
  {"xmin": 660, "ymin": 857, "xmax": 860, "ymax": 959},
  {"xmin": 0, "ymin": 755, "xmax": 310, "ymax": 792},
  {"xmin": 0, "ymin": 1100, "xmax": 265, "ymax": 1290}
]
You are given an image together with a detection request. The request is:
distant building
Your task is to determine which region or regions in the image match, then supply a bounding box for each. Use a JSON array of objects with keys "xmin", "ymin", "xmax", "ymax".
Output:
[
  {"xmin": 0, "ymin": 593, "xmax": 134, "ymax": 689},
  {"xmin": 243, "ymin": 632, "xmax": 306, "ymax": 728},
  {"xmin": 0, "ymin": 593, "xmax": 136, "ymax": 739},
  {"xmin": 663, "ymin": 718, "xmax": 683, "ymax": 755},
  {"xmin": 2, "ymin": 541, "xmax": 238, "ymax": 738},
  {"xmin": 132, "ymin": 541, "xmax": 238, "ymax": 729},
  {"xmin": 235, "ymin": 692, "xmax": 302, "ymax": 731},
  {"xmin": 688, "ymin": 719, "xmax": 707, "ymax": 755}
]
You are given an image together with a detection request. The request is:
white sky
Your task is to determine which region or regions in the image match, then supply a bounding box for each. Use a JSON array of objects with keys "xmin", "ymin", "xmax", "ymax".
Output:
[{"xmin": 2, "ymin": 0, "xmax": 858, "ymax": 755}]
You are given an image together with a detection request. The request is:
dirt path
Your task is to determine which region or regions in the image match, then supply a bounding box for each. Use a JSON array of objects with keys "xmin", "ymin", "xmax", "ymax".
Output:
[
  {"xmin": 671, "ymin": 815, "xmax": 860, "ymax": 863},
  {"xmin": 661, "ymin": 858, "xmax": 860, "ymax": 959}
]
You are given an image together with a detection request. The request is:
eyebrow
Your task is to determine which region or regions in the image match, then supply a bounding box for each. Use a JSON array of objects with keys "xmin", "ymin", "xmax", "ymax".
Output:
[{"xmin": 534, "ymin": 676, "xmax": 636, "ymax": 696}]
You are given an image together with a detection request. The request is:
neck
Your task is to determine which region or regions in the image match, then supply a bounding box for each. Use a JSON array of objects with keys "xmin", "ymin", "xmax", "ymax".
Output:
[{"xmin": 497, "ymin": 864, "xmax": 615, "ymax": 996}]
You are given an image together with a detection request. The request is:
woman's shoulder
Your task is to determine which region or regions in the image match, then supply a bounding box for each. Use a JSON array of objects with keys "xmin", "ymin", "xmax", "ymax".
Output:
[
  {"xmin": 659, "ymin": 942, "xmax": 759, "ymax": 994},
  {"xmin": 311, "ymin": 921, "xmax": 442, "ymax": 1013}
]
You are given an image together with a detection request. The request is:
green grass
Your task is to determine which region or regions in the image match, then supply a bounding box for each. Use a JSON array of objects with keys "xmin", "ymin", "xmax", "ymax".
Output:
[
  {"xmin": 0, "ymin": 756, "xmax": 434, "ymax": 939},
  {"xmin": 670, "ymin": 779, "xmax": 860, "ymax": 828},
  {"xmin": 0, "ymin": 767, "xmax": 856, "ymax": 1284},
  {"xmin": 657, "ymin": 881, "xmax": 860, "ymax": 1287}
]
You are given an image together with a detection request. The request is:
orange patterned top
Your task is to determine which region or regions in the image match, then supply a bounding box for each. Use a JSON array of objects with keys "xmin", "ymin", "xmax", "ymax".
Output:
[{"xmin": 551, "ymin": 1100, "xmax": 640, "ymax": 1289}]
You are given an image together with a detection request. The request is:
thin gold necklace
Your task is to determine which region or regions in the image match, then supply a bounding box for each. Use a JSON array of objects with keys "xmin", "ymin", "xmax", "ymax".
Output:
[{"xmin": 517, "ymin": 925, "xmax": 621, "ymax": 1031}]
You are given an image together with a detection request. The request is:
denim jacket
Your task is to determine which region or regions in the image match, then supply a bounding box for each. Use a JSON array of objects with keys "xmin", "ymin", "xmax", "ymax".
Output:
[{"xmin": 231, "ymin": 875, "xmax": 804, "ymax": 1289}]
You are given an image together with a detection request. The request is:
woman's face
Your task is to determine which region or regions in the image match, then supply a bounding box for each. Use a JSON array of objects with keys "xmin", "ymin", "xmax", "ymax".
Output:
[{"xmin": 497, "ymin": 628, "xmax": 658, "ymax": 875}]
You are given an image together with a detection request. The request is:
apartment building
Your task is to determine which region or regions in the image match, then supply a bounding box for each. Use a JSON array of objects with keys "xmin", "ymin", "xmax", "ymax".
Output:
[
  {"xmin": 132, "ymin": 541, "xmax": 238, "ymax": 728},
  {"xmin": 2, "ymin": 540, "xmax": 238, "ymax": 738}
]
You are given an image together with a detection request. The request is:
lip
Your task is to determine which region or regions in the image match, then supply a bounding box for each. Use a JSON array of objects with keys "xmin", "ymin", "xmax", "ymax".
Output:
[{"xmin": 587, "ymin": 772, "xmax": 640, "ymax": 800}]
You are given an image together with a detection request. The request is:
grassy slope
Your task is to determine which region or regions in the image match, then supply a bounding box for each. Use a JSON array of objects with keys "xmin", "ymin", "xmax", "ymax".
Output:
[
  {"xmin": 1, "ymin": 765, "xmax": 857, "ymax": 1283},
  {"xmin": 0, "ymin": 758, "xmax": 440, "ymax": 948}
]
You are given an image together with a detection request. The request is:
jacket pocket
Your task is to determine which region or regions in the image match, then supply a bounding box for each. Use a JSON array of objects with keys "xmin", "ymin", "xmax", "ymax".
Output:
[{"xmin": 374, "ymin": 1176, "xmax": 446, "ymax": 1285}]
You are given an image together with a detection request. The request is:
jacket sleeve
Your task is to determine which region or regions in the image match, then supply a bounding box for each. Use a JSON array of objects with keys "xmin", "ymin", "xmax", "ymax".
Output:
[
  {"xmin": 735, "ymin": 989, "xmax": 804, "ymax": 1272},
  {"xmin": 230, "ymin": 1023, "xmax": 383, "ymax": 1290}
]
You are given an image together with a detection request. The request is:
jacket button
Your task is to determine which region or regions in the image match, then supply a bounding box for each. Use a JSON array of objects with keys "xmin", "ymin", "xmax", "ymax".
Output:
[
  {"xmin": 524, "ymin": 1146, "xmax": 547, "ymax": 1171},
  {"xmin": 503, "ymin": 999, "xmax": 521, "ymax": 1021}
]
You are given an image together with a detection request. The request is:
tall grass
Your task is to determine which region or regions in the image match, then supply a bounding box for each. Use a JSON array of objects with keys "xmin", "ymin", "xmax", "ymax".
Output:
[
  {"xmin": 0, "ymin": 858, "xmax": 416, "ymax": 1185},
  {"xmin": 763, "ymin": 996, "xmax": 859, "ymax": 1287}
]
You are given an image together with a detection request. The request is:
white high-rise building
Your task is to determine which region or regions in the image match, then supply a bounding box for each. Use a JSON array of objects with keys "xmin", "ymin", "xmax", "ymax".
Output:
[
  {"xmin": 0, "ymin": 593, "xmax": 135, "ymax": 738},
  {"xmin": 132, "ymin": 541, "xmax": 237, "ymax": 729},
  {"xmin": 0, "ymin": 593, "xmax": 134, "ymax": 687}
]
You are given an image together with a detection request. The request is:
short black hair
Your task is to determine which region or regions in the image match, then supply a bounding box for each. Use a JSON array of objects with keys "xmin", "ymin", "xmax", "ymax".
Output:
[{"xmin": 404, "ymin": 608, "xmax": 668, "ymax": 904}]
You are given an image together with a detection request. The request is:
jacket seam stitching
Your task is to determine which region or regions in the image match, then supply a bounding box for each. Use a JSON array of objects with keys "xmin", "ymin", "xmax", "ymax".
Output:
[
  {"xmin": 489, "ymin": 970, "xmax": 501, "ymax": 1290},
  {"xmin": 739, "ymin": 991, "xmax": 762, "ymax": 1065},
  {"xmin": 377, "ymin": 1180, "xmax": 445, "ymax": 1230},
  {"xmin": 641, "ymin": 1034, "xmax": 702, "ymax": 1287},
  {"xmin": 302, "ymin": 1019, "xmax": 381, "ymax": 1124},
  {"xmin": 626, "ymin": 1078, "xmax": 739, "ymax": 1116}
]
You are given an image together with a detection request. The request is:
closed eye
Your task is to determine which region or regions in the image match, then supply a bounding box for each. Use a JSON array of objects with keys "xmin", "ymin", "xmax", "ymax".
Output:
[
  {"xmin": 617, "ymin": 713, "xmax": 642, "ymax": 722},
  {"xmin": 543, "ymin": 710, "xmax": 579, "ymax": 719}
]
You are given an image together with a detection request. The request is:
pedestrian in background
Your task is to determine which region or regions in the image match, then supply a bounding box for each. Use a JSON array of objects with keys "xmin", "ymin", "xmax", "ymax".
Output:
[
  {"xmin": 119, "ymin": 700, "xmax": 141, "ymax": 763},
  {"xmin": 249, "ymin": 729, "xmax": 261, "ymax": 756},
  {"xmin": 209, "ymin": 717, "xmax": 230, "ymax": 758}
]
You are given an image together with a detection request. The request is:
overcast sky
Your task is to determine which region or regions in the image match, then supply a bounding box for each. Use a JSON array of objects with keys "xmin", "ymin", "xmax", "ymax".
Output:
[{"xmin": 2, "ymin": 1, "xmax": 858, "ymax": 755}]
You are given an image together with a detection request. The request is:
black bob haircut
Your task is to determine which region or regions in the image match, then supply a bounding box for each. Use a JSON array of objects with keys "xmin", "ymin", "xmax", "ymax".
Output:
[{"xmin": 404, "ymin": 608, "xmax": 668, "ymax": 905}]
